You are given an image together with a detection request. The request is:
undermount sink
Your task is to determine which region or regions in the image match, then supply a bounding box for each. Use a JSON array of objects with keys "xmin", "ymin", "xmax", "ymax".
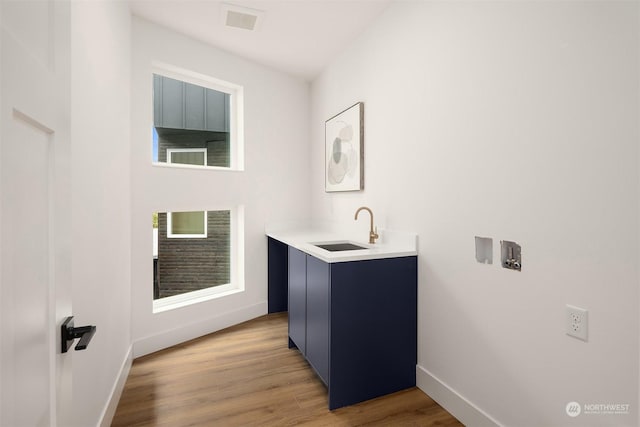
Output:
[{"xmin": 314, "ymin": 242, "xmax": 369, "ymax": 252}]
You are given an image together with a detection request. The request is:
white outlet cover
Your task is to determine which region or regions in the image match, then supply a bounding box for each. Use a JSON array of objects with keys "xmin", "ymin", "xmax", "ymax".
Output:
[{"xmin": 566, "ymin": 305, "xmax": 588, "ymax": 341}]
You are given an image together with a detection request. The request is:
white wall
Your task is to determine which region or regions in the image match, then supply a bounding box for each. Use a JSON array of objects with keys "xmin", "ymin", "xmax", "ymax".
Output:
[
  {"xmin": 311, "ymin": 2, "xmax": 639, "ymax": 426},
  {"xmin": 70, "ymin": 2, "xmax": 132, "ymax": 426},
  {"xmin": 131, "ymin": 18, "xmax": 310, "ymax": 356}
]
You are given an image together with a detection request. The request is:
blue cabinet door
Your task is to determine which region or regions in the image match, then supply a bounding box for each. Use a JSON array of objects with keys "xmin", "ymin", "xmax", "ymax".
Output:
[
  {"xmin": 288, "ymin": 247, "xmax": 306, "ymax": 353},
  {"xmin": 328, "ymin": 257, "xmax": 417, "ymax": 410},
  {"xmin": 305, "ymin": 254, "xmax": 330, "ymax": 385},
  {"xmin": 267, "ymin": 237, "xmax": 288, "ymax": 313}
]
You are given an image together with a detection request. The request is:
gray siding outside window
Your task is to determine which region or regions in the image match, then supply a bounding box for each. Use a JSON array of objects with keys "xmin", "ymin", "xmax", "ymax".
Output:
[{"xmin": 153, "ymin": 74, "xmax": 229, "ymax": 133}]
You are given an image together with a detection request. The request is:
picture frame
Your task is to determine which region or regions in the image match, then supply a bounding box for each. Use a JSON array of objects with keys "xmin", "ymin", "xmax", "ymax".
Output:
[{"xmin": 325, "ymin": 102, "xmax": 364, "ymax": 192}]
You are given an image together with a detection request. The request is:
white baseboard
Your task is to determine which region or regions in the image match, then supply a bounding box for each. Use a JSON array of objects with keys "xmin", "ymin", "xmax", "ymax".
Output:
[
  {"xmin": 99, "ymin": 345, "xmax": 133, "ymax": 427},
  {"xmin": 133, "ymin": 301, "xmax": 268, "ymax": 358},
  {"xmin": 416, "ymin": 364, "xmax": 502, "ymax": 427}
]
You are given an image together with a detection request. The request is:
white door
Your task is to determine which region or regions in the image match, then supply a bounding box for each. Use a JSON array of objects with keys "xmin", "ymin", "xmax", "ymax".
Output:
[{"xmin": 0, "ymin": 1, "xmax": 73, "ymax": 426}]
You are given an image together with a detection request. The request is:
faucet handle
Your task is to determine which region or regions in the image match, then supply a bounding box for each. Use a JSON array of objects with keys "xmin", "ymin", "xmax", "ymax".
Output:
[{"xmin": 370, "ymin": 226, "xmax": 379, "ymax": 244}]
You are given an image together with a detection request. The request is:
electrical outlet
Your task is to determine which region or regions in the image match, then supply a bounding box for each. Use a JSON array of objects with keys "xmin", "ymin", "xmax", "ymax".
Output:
[{"xmin": 566, "ymin": 305, "xmax": 588, "ymax": 341}]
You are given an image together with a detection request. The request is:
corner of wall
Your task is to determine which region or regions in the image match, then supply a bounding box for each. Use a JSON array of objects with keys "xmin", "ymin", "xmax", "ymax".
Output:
[
  {"xmin": 99, "ymin": 345, "xmax": 133, "ymax": 427},
  {"xmin": 133, "ymin": 301, "xmax": 267, "ymax": 358},
  {"xmin": 416, "ymin": 365, "xmax": 501, "ymax": 427}
]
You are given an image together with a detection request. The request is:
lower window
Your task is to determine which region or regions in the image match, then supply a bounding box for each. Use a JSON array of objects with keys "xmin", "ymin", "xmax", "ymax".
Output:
[
  {"xmin": 167, "ymin": 211, "xmax": 207, "ymax": 238},
  {"xmin": 167, "ymin": 148, "xmax": 207, "ymax": 166},
  {"xmin": 152, "ymin": 208, "xmax": 243, "ymax": 312}
]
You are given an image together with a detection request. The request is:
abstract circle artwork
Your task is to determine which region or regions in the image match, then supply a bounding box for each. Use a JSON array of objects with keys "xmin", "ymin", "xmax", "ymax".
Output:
[{"xmin": 325, "ymin": 102, "xmax": 363, "ymax": 192}]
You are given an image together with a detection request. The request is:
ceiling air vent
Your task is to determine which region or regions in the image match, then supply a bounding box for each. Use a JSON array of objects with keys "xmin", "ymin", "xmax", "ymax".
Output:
[{"xmin": 221, "ymin": 3, "xmax": 264, "ymax": 31}]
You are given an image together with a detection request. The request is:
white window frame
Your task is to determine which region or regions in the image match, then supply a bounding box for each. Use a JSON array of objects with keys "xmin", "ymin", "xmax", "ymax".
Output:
[
  {"xmin": 153, "ymin": 205, "xmax": 245, "ymax": 313},
  {"xmin": 167, "ymin": 210, "xmax": 208, "ymax": 239},
  {"xmin": 167, "ymin": 148, "xmax": 207, "ymax": 167},
  {"xmin": 152, "ymin": 62, "xmax": 244, "ymax": 171}
]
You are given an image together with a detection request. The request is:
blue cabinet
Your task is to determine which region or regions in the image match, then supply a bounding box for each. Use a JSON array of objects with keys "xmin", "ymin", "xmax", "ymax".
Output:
[
  {"xmin": 267, "ymin": 237, "xmax": 288, "ymax": 313},
  {"xmin": 328, "ymin": 257, "xmax": 417, "ymax": 409},
  {"xmin": 285, "ymin": 246, "xmax": 417, "ymax": 410},
  {"xmin": 305, "ymin": 255, "xmax": 330, "ymax": 385},
  {"xmin": 287, "ymin": 247, "xmax": 307, "ymax": 355}
]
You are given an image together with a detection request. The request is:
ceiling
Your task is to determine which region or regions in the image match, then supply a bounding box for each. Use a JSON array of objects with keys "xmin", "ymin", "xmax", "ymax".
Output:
[{"xmin": 129, "ymin": 0, "xmax": 391, "ymax": 81}]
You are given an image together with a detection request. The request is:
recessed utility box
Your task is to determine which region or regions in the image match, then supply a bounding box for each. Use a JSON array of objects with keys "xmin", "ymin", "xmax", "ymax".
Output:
[
  {"xmin": 501, "ymin": 240, "xmax": 521, "ymax": 271},
  {"xmin": 475, "ymin": 236, "xmax": 493, "ymax": 264}
]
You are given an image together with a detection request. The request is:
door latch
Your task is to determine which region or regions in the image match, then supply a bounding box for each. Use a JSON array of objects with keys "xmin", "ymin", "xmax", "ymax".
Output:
[{"xmin": 61, "ymin": 316, "xmax": 96, "ymax": 353}]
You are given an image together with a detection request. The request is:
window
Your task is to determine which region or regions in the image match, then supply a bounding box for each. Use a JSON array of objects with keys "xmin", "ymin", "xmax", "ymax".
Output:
[
  {"xmin": 167, "ymin": 148, "xmax": 207, "ymax": 166},
  {"xmin": 153, "ymin": 208, "xmax": 243, "ymax": 312},
  {"xmin": 167, "ymin": 211, "xmax": 207, "ymax": 238},
  {"xmin": 151, "ymin": 66, "xmax": 244, "ymax": 170},
  {"xmin": 149, "ymin": 65, "xmax": 245, "ymax": 313}
]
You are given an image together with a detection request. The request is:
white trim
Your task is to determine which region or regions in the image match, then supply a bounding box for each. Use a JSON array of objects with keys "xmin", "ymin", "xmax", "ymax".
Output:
[
  {"xmin": 416, "ymin": 365, "xmax": 502, "ymax": 427},
  {"xmin": 98, "ymin": 345, "xmax": 132, "ymax": 427},
  {"xmin": 231, "ymin": 85, "xmax": 244, "ymax": 171},
  {"xmin": 231, "ymin": 204, "xmax": 245, "ymax": 295},
  {"xmin": 152, "ymin": 63, "xmax": 244, "ymax": 171},
  {"xmin": 135, "ymin": 301, "xmax": 267, "ymax": 358},
  {"xmin": 153, "ymin": 284, "xmax": 240, "ymax": 313},
  {"xmin": 167, "ymin": 147, "xmax": 207, "ymax": 167},
  {"xmin": 151, "ymin": 162, "xmax": 237, "ymax": 172},
  {"xmin": 167, "ymin": 210, "xmax": 207, "ymax": 239},
  {"xmin": 152, "ymin": 63, "xmax": 240, "ymax": 96}
]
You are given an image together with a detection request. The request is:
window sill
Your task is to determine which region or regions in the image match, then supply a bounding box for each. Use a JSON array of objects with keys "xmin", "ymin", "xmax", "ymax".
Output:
[
  {"xmin": 151, "ymin": 162, "xmax": 244, "ymax": 172},
  {"xmin": 153, "ymin": 283, "xmax": 243, "ymax": 314}
]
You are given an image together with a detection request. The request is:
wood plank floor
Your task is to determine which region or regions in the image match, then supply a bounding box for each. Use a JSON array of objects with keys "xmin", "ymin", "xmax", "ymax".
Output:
[{"xmin": 112, "ymin": 313, "xmax": 463, "ymax": 426}]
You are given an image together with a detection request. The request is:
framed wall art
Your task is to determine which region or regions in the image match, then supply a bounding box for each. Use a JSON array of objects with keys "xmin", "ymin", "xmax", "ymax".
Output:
[{"xmin": 325, "ymin": 102, "xmax": 364, "ymax": 192}]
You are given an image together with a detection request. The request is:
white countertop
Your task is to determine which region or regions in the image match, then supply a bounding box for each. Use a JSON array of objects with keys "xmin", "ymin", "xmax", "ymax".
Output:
[{"xmin": 266, "ymin": 225, "xmax": 418, "ymax": 263}]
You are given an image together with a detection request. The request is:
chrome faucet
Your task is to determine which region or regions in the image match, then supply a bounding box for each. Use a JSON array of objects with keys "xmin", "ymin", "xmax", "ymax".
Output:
[{"xmin": 354, "ymin": 206, "xmax": 379, "ymax": 244}]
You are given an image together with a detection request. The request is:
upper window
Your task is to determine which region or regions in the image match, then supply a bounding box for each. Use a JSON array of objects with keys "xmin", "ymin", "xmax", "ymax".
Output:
[{"xmin": 151, "ymin": 66, "xmax": 244, "ymax": 170}]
